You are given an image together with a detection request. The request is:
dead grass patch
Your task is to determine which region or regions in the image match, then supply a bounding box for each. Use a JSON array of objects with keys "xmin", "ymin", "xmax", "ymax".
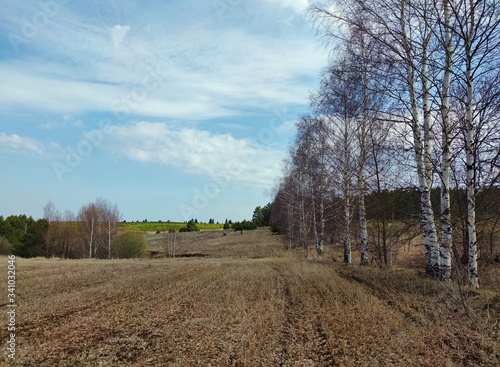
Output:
[{"xmin": 0, "ymin": 228, "xmax": 498, "ymax": 366}]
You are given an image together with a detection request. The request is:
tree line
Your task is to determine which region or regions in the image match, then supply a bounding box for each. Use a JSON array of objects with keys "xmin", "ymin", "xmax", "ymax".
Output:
[
  {"xmin": 271, "ymin": 0, "xmax": 500, "ymax": 288},
  {"xmin": 0, "ymin": 200, "xmax": 273, "ymax": 258},
  {"xmin": 0, "ymin": 198, "xmax": 137, "ymax": 259}
]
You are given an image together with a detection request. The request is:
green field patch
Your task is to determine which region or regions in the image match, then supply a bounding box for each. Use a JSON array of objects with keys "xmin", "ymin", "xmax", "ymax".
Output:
[{"xmin": 120, "ymin": 222, "xmax": 224, "ymax": 232}]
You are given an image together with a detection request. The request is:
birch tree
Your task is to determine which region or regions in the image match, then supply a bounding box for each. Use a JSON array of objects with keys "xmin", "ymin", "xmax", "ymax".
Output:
[
  {"xmin": 295, "ymin": 116, "xmax": 336, "ymax": 255},
  {"xmin": 78, "ymin": 202, "xmax": 101, "ymax": 259},
  {"xmin": 43, "ymin": 199, "xmax": 60, "ymax": 257},
  {"xmin": 344, "ymin": 26, "xmax": 388, "ymax": 265},
  {"xmin": 437, "ymin": 0, "xmax": 455, "ymax": 281},
  {"xmin": 311, "ymin": 0, "xmax": 442, "ymax": 274},
  {"xmin": 78, "ymin": 198, "xmax": 121, "ymax": 259},
  {"xmin": 314, "ymin": 56, "xmax": 365, "ymax": 264},
  {"xmin": 97, "ymin": 197, "xmax": 121, "ymax": 259},
  {"xmin": 449, "ymin": 0, "xmax": 500, "ymax": 287}
]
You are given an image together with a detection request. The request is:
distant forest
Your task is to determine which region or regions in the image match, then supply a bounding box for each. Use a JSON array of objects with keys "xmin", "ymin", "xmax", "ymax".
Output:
[{"xmin": 0, "ymin": 200, "xmax": 270, "ymax": 259}]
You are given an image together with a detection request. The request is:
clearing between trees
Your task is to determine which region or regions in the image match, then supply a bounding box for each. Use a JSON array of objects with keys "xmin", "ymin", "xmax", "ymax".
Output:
[{"xmin": 1, "ymin": 228, "xmax": 498, "ymax": 366}]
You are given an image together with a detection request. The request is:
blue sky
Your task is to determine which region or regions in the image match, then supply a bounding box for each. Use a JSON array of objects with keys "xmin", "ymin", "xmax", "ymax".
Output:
[{"xmin": 0, "ymin": 0, "xmax": 327, "ymax": 222}]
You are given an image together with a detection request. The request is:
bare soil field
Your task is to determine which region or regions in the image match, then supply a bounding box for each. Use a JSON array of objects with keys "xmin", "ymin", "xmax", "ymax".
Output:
[{"xmin": 1, "ymin": 228, "xmax": 499, "ymax": 366}]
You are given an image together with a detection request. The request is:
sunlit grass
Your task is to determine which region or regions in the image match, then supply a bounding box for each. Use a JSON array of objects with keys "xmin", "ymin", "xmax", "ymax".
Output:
[{"xmin": 0, "ymin": 228, "xmax": 498, "ymax": 366}]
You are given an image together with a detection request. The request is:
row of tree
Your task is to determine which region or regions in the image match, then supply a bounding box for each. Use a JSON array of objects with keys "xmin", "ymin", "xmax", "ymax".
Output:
[
  {"xmin": 0, "ymin": 198, "xmax": 125, "ymax": 259},
  {"xmin": 43, "ymin": 198, "xmax": 121, "ymax": 259},
  {"xmin": 252, "ymin": 204, "xmax": 271, "ymax": 227},
  {"xmin": 271, "ymin": 0, "xmax": 500, "ymax": 288},
  {"xmin": 0, "ymin": 215, "xmax": 48, "ymax": 257},
  {"xmin": 0, "ymin": 202, "xmax": 271, "ymax": 258}
]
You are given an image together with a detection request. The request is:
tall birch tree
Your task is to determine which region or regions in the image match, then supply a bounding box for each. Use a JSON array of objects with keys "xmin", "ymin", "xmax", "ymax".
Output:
[
  {"xmin": 311, "ymin": 0, "xmax": 442, "ymax": 274},
  {"xmin": 449, "ymin": 0, "xmax": 500, "ymax": 287}
]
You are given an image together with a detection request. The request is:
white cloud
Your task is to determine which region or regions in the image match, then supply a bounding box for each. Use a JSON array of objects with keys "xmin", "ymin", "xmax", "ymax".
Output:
[
  {"xmin": 0, "ymin": 64, "xmax": 118, "ymax": 114},
  {"xmin": 0, "ymin": 132, "xmax": 46, "ymax": 155},
  {"xmin": 0, "ymin": 1, "xmax": 326, "ymax": 119},
  {"xmin": 106, "ymin": 121, "xmax": 283, "ymax": 188},
  {"xmin": 41, "ymin": 115, "xmax": 85, "ymax": 129}
]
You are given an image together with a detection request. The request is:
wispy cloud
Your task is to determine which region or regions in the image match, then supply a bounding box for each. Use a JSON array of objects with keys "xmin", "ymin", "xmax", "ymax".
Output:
[
  {"xmin": 106, "ymin": 121, "xmax": 283, "ymax": 188},
  {"xmin": 0, "ymin": 132, "xmax": 47, "ymax": 155},
  {"xmin": 0, "ymin": 1, "xmax": 325, "ymax": 120},
  {"xmin": 0, "ymin": 0, "xmax": 329, "ymax": 221}
]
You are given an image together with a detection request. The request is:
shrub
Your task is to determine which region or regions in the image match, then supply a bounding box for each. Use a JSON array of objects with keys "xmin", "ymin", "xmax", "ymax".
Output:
[
  {"xmin": 111, "ymin": 231, "xmax": 147, "ymax": 259},
  {"xmin": 0, "ymin": 236, "xmax": 12, "ymax": 255},
  {"xmin": 185, "ymin": 219, "xmax": 200, "ymax": 232},
  {"xmin": 232, "ymin": 220, "xmax": 257, "ymax": 231}
]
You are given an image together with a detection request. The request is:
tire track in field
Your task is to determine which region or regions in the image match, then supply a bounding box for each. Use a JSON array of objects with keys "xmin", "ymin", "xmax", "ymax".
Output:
[
  {"xmin": 17, "ymin": 264, "xmax": 212, "ymax": 366},
  {"xmin": 312, "ymin": 313, "xmax": 337, "ymax": 366},
  {"xmin": 335, "ymin": 270, "xmax": 427, "ymax": 327},
  {"xmin": 275, "ymin": 263, "xmax": 337, "ymax": 367},
  {"xmin": 277, "ymin": 276, "xmax": 293, "ymax": 367}
]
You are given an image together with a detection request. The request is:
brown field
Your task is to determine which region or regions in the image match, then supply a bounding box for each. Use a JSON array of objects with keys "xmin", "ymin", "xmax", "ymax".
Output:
[{"xmin": 1, "ymin": 228, "xmax": 499, "ymax": 366}]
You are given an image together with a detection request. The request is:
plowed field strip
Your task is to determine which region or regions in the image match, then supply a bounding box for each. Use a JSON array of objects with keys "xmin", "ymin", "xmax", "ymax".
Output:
[{"xmin": 2, "ymin": 255, "xmax": 497, "ymax": 366}]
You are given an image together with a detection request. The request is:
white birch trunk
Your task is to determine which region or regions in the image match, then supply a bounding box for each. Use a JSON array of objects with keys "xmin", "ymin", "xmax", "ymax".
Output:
[
  {"xmin": 409, "ymin": 57, "xmax": 439, "ymax": 276},
  {"xmin": 422, "ymin": 44, "xmax": 440, "ymax": 276},
  {"xmin": 312, "ymin": 188, "xmax": 320, "ymax": 254},
  {"xmin": 297, "ymin": 169, "xmax": 307, "ymax": 249},
  {"xmin": 359, "ymin": 169, "xmax": 368, "ymax": 265},
  {"xmin": 312, "ymin": 188, "xmax": 325, "ymax": 255},
  {"xmin": 107, "ymin": 220, "xmax": 112, "ymax": 260},
  {"xmin": 343, "ymin": 120, "xmax": 352, "ymax": 265},
  {"xmin": 400, "ymin": 0, "xmax": 439, "ymax": 275},
  {"xmin": 439, "ymin": 0, "xmax": 453, "ymax": 281},
  {"xmin": 459, "ymin": 0, "xmax": 480, "ymax": 289},
  {"xmin": 318, "ymin": 196, "xmax": 325, "ymax": 255},
  {"xmin": 88, "ymin": 218, "xmax": 94, "ymax": 259},
  {"xmin": 287, "ymin": 205, "xmax": 293, "ymax": 252},
  {"xmin": 344, "ymin": 195, "xmax": 352, "ymax": 264},
  {"xmin": 359, "ymin": 43, "xmax": 369, "ymax": 266},
  {"xmin": 466, "ymin": 50, "xmax": 479, "ymax": 289},
  {"xmin": 299, "ymin": 196, "xmax": 306, "ymax": 249}
]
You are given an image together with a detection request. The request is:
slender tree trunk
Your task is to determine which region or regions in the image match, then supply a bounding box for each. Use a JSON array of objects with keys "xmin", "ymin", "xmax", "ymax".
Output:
[
  {"xmin": 359, "ymin": 170, "xmax": 368, "ymax": 265},
  {"xmin": 344, "ymin": 194, "xmax": 352, "ymax": 264},
  {"xmin": 89, "ymin": 219, "xmax": 94, "ymax": 259},
  {"xmin": 422, "ymin": 42, "xmax": 440, "ymax": 276},
  {"xmin": 299, "ymin": 196, "xmax": 306, "ymax": 249},
  {"xmin": 312, "ymin": 187, "xmax": 320, "ymax": 254},
  {"xmin": 287, "ymin": 206, "xmax": 293, "ymax": 252},
  {"xmin": 107, "ymin": 221, "xmax": 112, "ymax": 259},
  {"xmin": 359, "ymin": 43, "xmax": 369, "ymax": 266},
  {"xmin": 400, "ymin": 0, "xmax": 439, "ymax": 275},
  {"xmin": 382, "ymin": 211, "xmax": 388, "ymax": 266},
  {"xmin": 312, "ymin": 190, "xmax": 325, "ymax": 255},
  {"xmin": 342, "ymin": 115, "xmax": 352, "ymax": 264},
  {"xmin": 439, "ymin": 0, "xmax": 453, "ymax": 281},
  {"xmin": 466, "ymin": 52, "xmax": 479, "ymax": 288},
  {"xmin": 318, "ymin": 196, "xmax": 325, "ymax": 255}
]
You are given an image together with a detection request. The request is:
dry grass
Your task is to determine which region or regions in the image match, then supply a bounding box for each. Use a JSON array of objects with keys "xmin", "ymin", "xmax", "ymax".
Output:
[
  {"xmin": 0, "ymin": 228, "xmax": 498, "ymax": 366},
  {"xmin": 146, "ymin": 229, "xmax": 284, "ymax": 259}
]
